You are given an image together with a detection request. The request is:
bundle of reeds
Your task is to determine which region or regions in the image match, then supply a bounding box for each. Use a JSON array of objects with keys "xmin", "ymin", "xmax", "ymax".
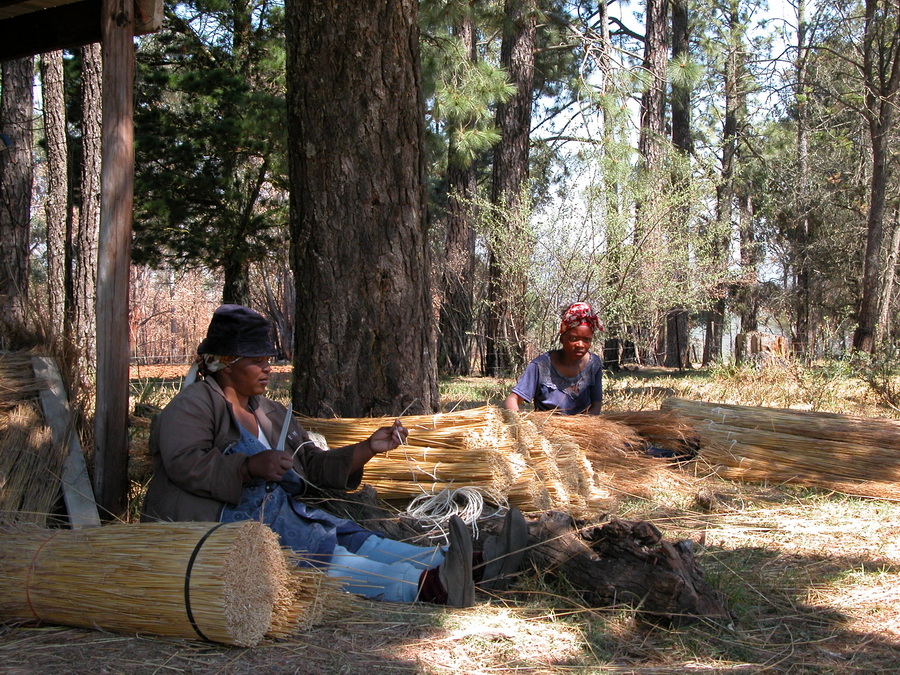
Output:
[
  {"xmin": 600, "ymin": 410, "xmax": 701, "ymax": 456},
  {"xmin": 299, "ymin": 406, "xmax": 549, "ymax": 508},
  {"xmin": 0, "ymin": 352, "xmax": 46, "ymax": 410},
  {"xmin": 662, "ymin": 398, "xmax": 900, "ymax": 499},
  {"xmin": 526, "ymin": 410, "xmax": 699, "ymax": 502},
  {"xmin": 0, "ymin": 404, "xmax": 64, "ymax": 526},
  {"xmin": 0, "ymin": 521, "xmax": 339, "ymax": 646}
]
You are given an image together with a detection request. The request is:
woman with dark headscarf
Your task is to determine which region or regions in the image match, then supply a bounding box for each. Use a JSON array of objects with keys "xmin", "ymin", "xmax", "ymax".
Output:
[
  {"xmin": 142, "ymin": 305, "xmax": 526, "ymax": 607},
  {"xmin": 504, "ymin": 302, "xmax": 604, "ymax": 415}
]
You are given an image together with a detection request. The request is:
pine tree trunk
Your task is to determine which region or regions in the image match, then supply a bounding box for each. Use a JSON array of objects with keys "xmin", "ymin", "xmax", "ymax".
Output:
[
  {"xmin": 485, "ymin": 0, "xmax": 536, "ymax": 376},
  {"xmin": 665, "ymin": 0, "xmax": 691, "ymax": 370},
  {"xmin": 854, "ymin": 0, "xmax": 900, "ymax": 353},
  {"xmin": 0, "ymin": 56, "xmax": 34, "ymax": 332},
  {"xmin": 72, "ymin": 43, "xmax": 102, "ymax": 384},
  {"xmin": 793, "ymin": 0, "xmax": 811, "ymax": 359},
  {"xmin": 438, "ymin": 11, "xmax": 478, "ymax": 377},
  {"xmin": 286, "ymin": 0, "xmax": 438, "ymax": 417},
  {"xmin": 41, "ymin": 51, "xmax": 70, "ymax": 333}
]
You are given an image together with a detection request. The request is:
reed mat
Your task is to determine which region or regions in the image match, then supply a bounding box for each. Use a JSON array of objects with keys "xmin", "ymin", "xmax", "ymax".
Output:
[
  {"xmin": 0, "ymin": 521, "xmax": 342, "ymax": 647},
  {"xmin": 662, "ymin": 397, "xmax": 900, "ymax": 499}
]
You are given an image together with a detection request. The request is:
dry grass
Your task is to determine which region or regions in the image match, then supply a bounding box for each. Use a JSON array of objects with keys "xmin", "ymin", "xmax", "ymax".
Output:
[{"xmin": 4, "ymin": 359, "xmax": 900, "ymax": 671}]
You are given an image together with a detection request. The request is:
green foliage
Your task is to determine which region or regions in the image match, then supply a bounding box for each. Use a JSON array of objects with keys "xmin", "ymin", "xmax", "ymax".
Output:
[{"xmin": 132, "ymin": 1, "xmax": 288, "ymax": 301}]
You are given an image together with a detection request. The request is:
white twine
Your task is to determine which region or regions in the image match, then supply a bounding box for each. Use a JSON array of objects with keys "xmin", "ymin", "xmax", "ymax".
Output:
[{"xmin": 404, "ymin": 486, "xmax": 505, "ymax": 542}]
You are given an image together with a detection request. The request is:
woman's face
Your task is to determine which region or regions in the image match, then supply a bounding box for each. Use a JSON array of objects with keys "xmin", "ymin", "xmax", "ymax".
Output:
[
  {"xmin": 560, "ymin": 324, "xmax": 593, "ymax": 360},
  {"xmin": 221, "ymin": 356, "xmax": 272, "ymax": 397}
]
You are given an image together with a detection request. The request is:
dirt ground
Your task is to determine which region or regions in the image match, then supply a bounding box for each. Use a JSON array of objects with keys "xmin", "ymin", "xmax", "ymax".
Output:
[{"xmin": 0, "ymin": 602, "xmax": 470, "ymax": 674}]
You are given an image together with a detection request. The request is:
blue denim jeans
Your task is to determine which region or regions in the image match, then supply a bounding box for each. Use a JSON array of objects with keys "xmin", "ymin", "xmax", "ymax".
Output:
[{"xmin": 326, "ymin": 535, "xmax": 445, "ymax": 602}]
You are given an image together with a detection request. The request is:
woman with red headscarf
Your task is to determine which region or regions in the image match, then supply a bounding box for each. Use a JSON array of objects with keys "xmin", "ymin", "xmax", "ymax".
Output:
[{"xmin": 504, "ymin": 302, "xmax": 604, "ymax": 415}]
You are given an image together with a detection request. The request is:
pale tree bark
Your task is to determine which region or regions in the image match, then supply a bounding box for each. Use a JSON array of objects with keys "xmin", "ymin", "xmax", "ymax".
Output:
[
  {"xmin": 485, "ymin": 0, "xmax": 536, "ymax": 376},
  {"xmin": 40, "ymin": 50, "xmax": 70, "ymax": 333},
  {"xmin": 438, "ymin": 7, "xmax": 478, "ymax": 377},
  {"xmin": 0, "ymin": 56, "xmax": 34, "ymax": 333},
  {"xmin": 853, "ymin": 0, "xmax": 900, "ymax": 353},
  {"xmin": 286, "ymin": 0, "xmax": 438, "ymax": 416},
  {"xmin": 876, "ymin": 207, "xmax": 900, "ymax": 346},
  {"xmin": 72, "ymin": 43, "xmax": 103, "ymax": 381}
]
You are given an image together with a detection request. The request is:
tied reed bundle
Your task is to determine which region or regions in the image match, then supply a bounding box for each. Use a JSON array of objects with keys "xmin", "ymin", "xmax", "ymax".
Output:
[
  {"xmin": 526, "ymin": 411, "xmax": 698, "ymax": 502},
  {"xmin": 0, "ymin": 521, "xmax": 336, "ymax": 647},
  {"xmin": 0, "ymin": 404, "xmax": 64, "ymax": 527},
  {"xmin": 299, "ymin": 406, "xmax": 534, "ymax": 506},
  {"xmin": 662, "ymin": 398, "xmax": 900, "ymax": 499}
]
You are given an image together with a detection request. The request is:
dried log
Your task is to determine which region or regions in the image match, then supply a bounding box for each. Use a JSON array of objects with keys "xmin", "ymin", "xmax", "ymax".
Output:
[
  {"xmin": 524, "ymin": 512, "xmax": 731, "ymax": 625},
  {"xmin": 312, "ymin": 487, "xmax": 731, "ymax": 625}
]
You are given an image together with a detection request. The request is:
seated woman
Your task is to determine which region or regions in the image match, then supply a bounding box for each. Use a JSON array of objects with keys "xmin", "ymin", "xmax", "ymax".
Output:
[
  {"xmin": 504, "ymin": 302, "xmax": 604, "ymax": 416},
  {"xmin": 142, "ymin": 304, "xmax": 526, "ymax": 607}
]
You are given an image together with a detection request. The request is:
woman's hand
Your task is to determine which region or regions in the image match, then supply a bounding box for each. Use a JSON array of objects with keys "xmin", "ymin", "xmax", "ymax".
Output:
[
  {"xmin": 367, "ymin": 418, "xmax": 409, "ymax": 455},
  {"xmin": 245, "ymin": 449, "xmax": 294, "ymax": 482}
]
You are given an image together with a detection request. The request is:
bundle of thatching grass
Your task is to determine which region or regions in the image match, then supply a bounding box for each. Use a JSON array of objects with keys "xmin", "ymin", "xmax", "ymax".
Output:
[
  {"xmin": 0, "ymin": 404, "xmax": 63, "ymax": 526},
  {"xmin": 298, "ymin": 406, "xmax": 554, "ymax": 509},
  {"xmin": 0, "ymin": 521, "xmax": 341, "ymax": 646},
  {"xmin": 0, "ymin": 352, "xmax": 47, "ymax": 410},
  {"xmin": 662, "ymin": 397, "xmax": 900, "ymax": 499},
  {"xmin": 500, "ymin": 409, "xmax": 615, "ymax": 514},
  {"xmin": 526, "ymin": 411, "xmax": 700, "ymax": 502},
  {"xmin": 599, "ymin": 410, "xmax": 701, "ymax": 456}
]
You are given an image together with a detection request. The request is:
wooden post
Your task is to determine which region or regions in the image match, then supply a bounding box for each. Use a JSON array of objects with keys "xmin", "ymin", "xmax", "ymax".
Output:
[{"xmin": 94, "ymin": 0, "xmax": 134, "ymax": 520}]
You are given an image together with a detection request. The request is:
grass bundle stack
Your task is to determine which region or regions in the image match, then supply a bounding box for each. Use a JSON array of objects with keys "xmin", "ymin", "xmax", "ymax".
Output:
[
  {"xmin": 600, "ymin": 410, "xmax": 701, "ymax": 456},
  {"xmin": 299, "ymin": 406, "xmax": 537, "ymax": 506},
  {"xmin": 0, "ymin": 404, "xmax": 64, "ymax": 527},
  {"xmin": 527, "ymin": 411, "xmax": 698, "ymax": 502},
  {"xmin": 0, "ymin": 521, "xmax": 337, "ymax": 646},
  {"xmin": 662, "ymin": 398, "xmax": 900, "ymax": 499}
]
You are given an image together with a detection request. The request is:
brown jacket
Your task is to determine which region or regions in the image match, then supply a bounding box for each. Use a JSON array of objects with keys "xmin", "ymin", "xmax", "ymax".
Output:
[{"xmin": 141, "ymin": 378, "xmax": 363, "ymax": 522}]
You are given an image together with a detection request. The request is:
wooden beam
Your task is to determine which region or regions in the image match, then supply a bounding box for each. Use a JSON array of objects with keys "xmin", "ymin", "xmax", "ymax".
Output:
[
  {"xmin": 32, "ymin": 356, "xmax": 101, "ymax": 529},
  {"xmin": 0, "ymin": 0, "xmax": 159, "ymax": 61},
  {"xmin": 94, "ymin": 0, "xmax": 133, "ymax": 521},
  {"xmin": 0, "ymin": 0, "xmax": 100, "ymax": 61}
]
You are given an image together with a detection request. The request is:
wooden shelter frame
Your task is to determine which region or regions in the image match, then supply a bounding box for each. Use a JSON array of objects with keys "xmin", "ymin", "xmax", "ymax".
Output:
[{"xmin": 1, "ymin": 0, "xmax": 162, "ymax": 519}]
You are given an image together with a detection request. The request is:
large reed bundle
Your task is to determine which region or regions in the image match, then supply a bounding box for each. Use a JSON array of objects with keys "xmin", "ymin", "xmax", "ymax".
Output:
[
  {"xmin": 299, "ymin": 406, "xmax": 547, "ymax": 507},
  {"xmin": 0, "ymin": 521, "xmax": 338, "ymax": 646},
  {"xmin": 499, "ymin": 409, "xmax": 616, "ymax": 514},
  {"xmin": 600, "ymin": 410, "xmax": 701, "ymax": 455},
  {"xmin": 526, "ymin": 411, "xmax": 699, "ymax": 501},
  {"xmin": 0, "ymin": 404, "xmax": 64, "ymax": 526},
  {"xmin": 662, "ymin": 398, "xmax": 900, "ymax": 499}
]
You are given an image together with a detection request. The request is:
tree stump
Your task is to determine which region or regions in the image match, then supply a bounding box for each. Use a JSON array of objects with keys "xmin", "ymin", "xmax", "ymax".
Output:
[{"xmin": 311, "ymin": 487, "xmax": 731, "ymax": 625}]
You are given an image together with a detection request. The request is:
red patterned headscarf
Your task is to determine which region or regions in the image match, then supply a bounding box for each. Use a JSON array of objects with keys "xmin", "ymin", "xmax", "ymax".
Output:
[{"xmin": 559, "ymin": 302, "xmax": 603, "ymax": 335}]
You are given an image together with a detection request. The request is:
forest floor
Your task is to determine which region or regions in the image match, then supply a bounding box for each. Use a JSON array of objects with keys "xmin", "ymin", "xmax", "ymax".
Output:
[{"xmin": 3, "ymin": 363, "xmax": 900, "ymax": 673}]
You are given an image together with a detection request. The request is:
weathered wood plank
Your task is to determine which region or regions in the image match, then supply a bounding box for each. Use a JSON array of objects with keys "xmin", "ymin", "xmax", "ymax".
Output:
[
  {"xmin": 93, "ymin": 0, "xmax": 134, "ymax": 520},
  {"xmin": 32, "ymin": 356, "xmax": 101, "ymax": 529}
]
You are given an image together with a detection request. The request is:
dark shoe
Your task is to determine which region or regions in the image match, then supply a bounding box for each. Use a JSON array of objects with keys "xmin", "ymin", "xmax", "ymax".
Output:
[
  {"xmin": 479, "ymin": 507, "xmax": 528, "ymax": 592},
  {"xmin": 439, "ymin": 515, "xmax": 475, "ymax": 607}
]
